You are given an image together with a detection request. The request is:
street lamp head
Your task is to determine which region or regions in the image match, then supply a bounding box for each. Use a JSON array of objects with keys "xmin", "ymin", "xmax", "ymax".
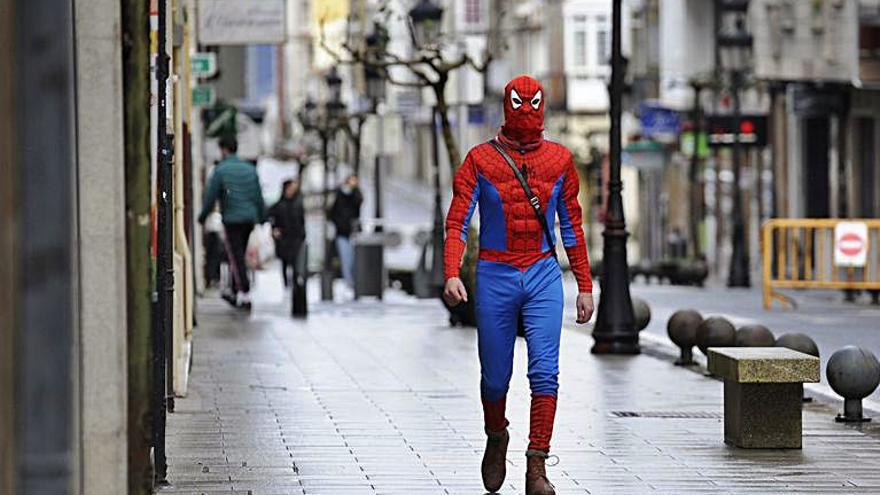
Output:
[
  {"xmin": 364, "ymin": 65, "xmax": 386, "ymax": 102},
  {"xmin": 364, "ymin": 23, "xmax": 388, "ymax": 103},
  {"xmin": 300, "ymin": 98, "xmax": 318, "ymax": 128},
  {"xmin": 325, "ymin": 66, "xmax": 343, "ymax": 104},
  {"xmin": 366, "ymin": 22, "xmax": 389, "ymax": 54},
  {"xmin": 326, "ymin": 99, "xmax": 347, "ymax": 122},
  {"xmin": 408, "ymin": 0, "xmax": 444, "ymax": 47},
  {"xmin": 718, "ymin": 13, "xmax": 752, "ymax": 73}
]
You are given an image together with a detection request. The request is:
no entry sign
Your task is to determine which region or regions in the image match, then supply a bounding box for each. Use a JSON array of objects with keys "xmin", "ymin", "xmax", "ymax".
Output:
[{"xmin": 834, "ymin": 222, "xmax": 869, "ymax": 267}]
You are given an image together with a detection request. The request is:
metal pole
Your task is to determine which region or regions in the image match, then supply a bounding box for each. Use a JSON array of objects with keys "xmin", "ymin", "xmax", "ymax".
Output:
[
  {"xmin": 0, "ymin": 3, "xmax": 15, "ymax": 490},
  {"xmin": 120, "ymin": 0, "xmax": 155, "ymax": 488},
  {"xmin": 152, "ymin": 0, "xmax": 171, "ymax": 483},
  {"xmin": 689, "ymin": 82, "xmax": 703, "ymax": 258},
  {"xmin": 727, "ymin": 70, "xmax": 750, "ymax": 287},
  {"xmin": 591, "ymin": 0, "xmax": 639, "ymax": 355},
  {"xmin": 374, "ymin": 101, "xmax": 384, "ymax": 233},
  {"xmin": 430, "ymin": 106, "xmax": 445, "ymax": 293},
  {"xmin": 12, "ymin": 0, "xmax": 78, "ymax": 491},
  {"xmin": 321, "ymin": 131, "xmax": 334, "ymax": 301}
]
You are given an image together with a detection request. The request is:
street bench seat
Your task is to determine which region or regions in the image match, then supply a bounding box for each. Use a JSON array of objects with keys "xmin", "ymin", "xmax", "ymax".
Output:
[{"xmin": 708, "ymin": 347, "xmax": 820, "ymax": 449}]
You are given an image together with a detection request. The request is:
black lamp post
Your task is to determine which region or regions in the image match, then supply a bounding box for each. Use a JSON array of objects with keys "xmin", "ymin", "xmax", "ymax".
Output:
[
  {"xmin": 307, "ymin": 66, "xmax": 347, "ymax": 301},
  {"xmin": 365, "ymin": 23, "xmax": 388, "ymax": 233},
  {"xmin": 591, "ymin": 0, "xmax": 639, "ymax": 355},
  {"xmin": 718, "ymin": 13, "xmax": 752, "ymax": 288},
  {"xmin": 409, "ymin": 0, "xmax": 444, "ymax": 47},
  {"xmin": 689, "ymin": 79, "xmax": 706, "ymax": 259},
  {"xmin": 409, "ymin": 0, "xmax": 447, "ymax": 292}
]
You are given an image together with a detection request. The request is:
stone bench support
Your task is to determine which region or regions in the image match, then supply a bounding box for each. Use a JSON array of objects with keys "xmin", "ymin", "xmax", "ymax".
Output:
[{"xmin": 708, "ymin": 347, "xmax": 820, "ymax": 449}]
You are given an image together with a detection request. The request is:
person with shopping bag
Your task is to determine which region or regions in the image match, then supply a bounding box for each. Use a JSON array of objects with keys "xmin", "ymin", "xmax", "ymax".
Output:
[{"xmin": 198, "ymin": 136, "xmax": 266, "ymax": 311}]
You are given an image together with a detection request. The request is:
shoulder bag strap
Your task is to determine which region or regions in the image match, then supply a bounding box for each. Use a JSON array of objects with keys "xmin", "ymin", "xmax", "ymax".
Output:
[{"xmin": 487, "ymin": 139, "xmax": 557, "ymax": 260}]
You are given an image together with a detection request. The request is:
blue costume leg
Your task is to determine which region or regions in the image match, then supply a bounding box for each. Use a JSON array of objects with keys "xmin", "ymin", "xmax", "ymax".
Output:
[
  {"xmin": 475, "ymin": 259, "xmax": 522, "ymax": 430},
  {"xmin": 520, "ymin": 256, "xmax": 564, "ymax": 451}
]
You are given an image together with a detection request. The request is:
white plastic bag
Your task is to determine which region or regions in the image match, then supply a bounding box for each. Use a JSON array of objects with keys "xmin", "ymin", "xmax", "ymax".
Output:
[{"xmin": 246, "ymin": 224, "xmax": 275, "ymax": 270}]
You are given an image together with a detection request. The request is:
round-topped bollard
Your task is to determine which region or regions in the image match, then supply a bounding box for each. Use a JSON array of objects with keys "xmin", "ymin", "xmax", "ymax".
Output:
[
  {"xmin": 735, "ymin": 324, "xmax": 775, "ymax": 347},
  {"xmin": 827, "ymin": 346, "xmax": 880, "ymax": 422},
  {"xmin": 667, "ymin": 309, "xmax": 703, "ymax": 366},
  {"xmin": 696, "ymin": 316, "xmax": 736, "ymax": 356},
  {"xmin": 776, "ymin": 333, "xmax": 820, "ymax": 402},
  {"xmin": 633, "ymin": 297, "xmax": 651, "ymax": 331},
  {"xmin": 775, "ymin": 333, "xmax": 820, "ymax": 357}
]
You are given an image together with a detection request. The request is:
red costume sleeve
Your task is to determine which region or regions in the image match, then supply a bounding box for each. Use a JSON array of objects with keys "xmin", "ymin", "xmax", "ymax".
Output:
[
  {"xmin": 557, "ymin": 155, "xmax": 593, "ymax": 293},
  {"xmin": 444, "ymin": 153, "xmax": 480, "ymax": 280}
]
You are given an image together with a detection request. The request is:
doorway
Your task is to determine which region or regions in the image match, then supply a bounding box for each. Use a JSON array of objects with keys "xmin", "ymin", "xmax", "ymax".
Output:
[{"xmin": 804, "ymin": 117, "xmax": 831, "ymax": 218}]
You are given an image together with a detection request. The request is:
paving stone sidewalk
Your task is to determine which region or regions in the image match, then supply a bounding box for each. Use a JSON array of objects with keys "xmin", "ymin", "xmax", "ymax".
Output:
[{"xmin": 159, "ymin": 284, "xmax": 880, "ymax": 495}]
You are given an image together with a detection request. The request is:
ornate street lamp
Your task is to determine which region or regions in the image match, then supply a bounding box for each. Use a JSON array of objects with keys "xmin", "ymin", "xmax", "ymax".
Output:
[
  {"xmin": 591, "ymin": 0, "xmax": 639, "ymax": 354},
  {"xmin": 325, "ymin": 66, "xmax": 346, "ymax": 121},
  {"xmin": 408, "ymin": 0, "xmax": 444, "ymax": 47},
  {"xmin": 365, "ymin": 23, "xmax": 388, "ymax": 103},
  {"xmin": 300, "ymin": 98, "xmax": 318, "ymax": 130},
  {"xmin": 365, "ymin": 23, "xmax": 388, "ymax": 232},
  {"xmin": 315, "ymin": 66, "xmax": 348, "ymax": 301},
  {"xmin": 718, "ymin": 11, "xmax": 752, "ymax": 288},
  {"xmin": 326, "ymin": 66, "xmax": 343, "ymax": 106},
  {"xmin": 408, "ymin": 0, "xmax": 446, "ymax": 292}
]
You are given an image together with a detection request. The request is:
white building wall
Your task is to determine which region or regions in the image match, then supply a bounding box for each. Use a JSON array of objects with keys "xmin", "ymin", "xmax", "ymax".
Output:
[
  {"xmin": 658, "ymin": 0, "xmax": 714, "ymax": 110},
  {"xmin": 564, "ymin": 0, "xmax": 609, "ymax": 112},
  {"xmin": 750, "ymin": 0, "xmax": 858, "ymax": 83}
]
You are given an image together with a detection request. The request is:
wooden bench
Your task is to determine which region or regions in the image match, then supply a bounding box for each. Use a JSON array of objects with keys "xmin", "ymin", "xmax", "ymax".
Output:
[{"xmin": 708, "ymin": 347, "xmax": 820, "ymax": 449}]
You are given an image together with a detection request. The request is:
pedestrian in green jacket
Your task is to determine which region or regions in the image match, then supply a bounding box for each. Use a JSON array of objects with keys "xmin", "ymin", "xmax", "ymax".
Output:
[{"xmin": 198, "ymin": 136, "xmax": 266, "ymax": 310}]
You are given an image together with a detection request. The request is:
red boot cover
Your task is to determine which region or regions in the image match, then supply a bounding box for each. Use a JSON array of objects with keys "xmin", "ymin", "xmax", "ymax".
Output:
[
  {"xmin": 482, "ymin": 395, "xmax": 509, "ymax": 433},
  {"xmin": 528, "ymin": 394, "xmax": 557, "ymax": 452}
]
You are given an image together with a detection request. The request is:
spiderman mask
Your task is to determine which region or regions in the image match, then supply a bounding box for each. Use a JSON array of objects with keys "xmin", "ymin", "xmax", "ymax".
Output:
[{"xmin": 500, "ymin": 75, "xmax": 545, "ymax": 149}]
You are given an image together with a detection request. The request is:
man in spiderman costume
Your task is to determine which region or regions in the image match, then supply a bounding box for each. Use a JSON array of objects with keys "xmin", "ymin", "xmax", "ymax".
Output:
[{"xmin": 443, "ymin": 75, "xmax": 593, "ymax": 495}]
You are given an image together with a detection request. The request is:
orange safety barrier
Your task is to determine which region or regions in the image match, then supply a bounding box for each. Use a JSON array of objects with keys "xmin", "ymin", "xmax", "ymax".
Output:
[{"xmin": 762, "ymin": 219, "xmax": 880, "ymax": 309}]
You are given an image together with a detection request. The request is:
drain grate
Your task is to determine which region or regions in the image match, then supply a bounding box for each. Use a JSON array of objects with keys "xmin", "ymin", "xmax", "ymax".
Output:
[{"xmin": 611, "ymin": 411, "xmax": 722, "ymax": 419}]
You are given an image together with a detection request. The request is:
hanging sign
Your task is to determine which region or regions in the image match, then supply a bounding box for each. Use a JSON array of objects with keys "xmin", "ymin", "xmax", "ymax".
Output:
[
  {"xmin": 192, "ymin": 85, "xmax": 216, "ymax": 107},
  {"xmin": 191, "ymin": 52, "xmax": 217, "ymax": 78},
  {"xmin": 834, "ymin": 222, "xmax": 869, "ymax": 267},
  {"xmin": 198, "ymin": 0, "xmax": 287, "ymax": 45}
]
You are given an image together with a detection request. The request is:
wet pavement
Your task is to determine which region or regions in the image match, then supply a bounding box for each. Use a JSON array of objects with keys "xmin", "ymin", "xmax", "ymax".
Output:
[{"xmin": 160, "ymin": 273, "xmax": 880, "ymax": 494}]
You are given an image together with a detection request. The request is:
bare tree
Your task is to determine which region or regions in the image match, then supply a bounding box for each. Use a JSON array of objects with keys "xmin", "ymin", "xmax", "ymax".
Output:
[{"xmin": 320, "ymin": 2, "xmax": 507, "ymax": 169}]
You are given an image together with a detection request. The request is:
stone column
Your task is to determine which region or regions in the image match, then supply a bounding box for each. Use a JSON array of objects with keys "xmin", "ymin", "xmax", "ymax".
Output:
[{"xmin": 74, "ymin": 0, "xmax": 129, "ymax": 492}]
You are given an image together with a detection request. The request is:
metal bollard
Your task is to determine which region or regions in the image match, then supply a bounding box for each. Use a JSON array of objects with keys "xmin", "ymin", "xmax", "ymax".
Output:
[
  {"xmin": 667, "ymin": 309, "xmax": 703, "ymax": 366},
  {"xmin": 632, "ymin": 297, "xmax": 651, "ymax": 331},
  {"xmin": 291, "ymin": 243, "xmax": 308, "ymax": 318},
  {"xmin": 827, "ymin": 346, "xmax": 880, "ymax": 423},
  {"xmin": 775, "ymin": 333, "xmax": 820, "ymax": 402},
  {"xmin": 696, "ymin": 316, "xmax": 736, "ymax": 357},
  {"xmin": 735, "ymin": 324, "xmax": 775, "ymax": 347}
]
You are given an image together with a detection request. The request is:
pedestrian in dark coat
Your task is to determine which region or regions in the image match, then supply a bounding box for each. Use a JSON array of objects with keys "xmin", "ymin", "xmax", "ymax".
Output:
[
  {"xmin": 269, "ymin": 179, "xmax": 306, "ymax": 287},
  {"xmin": 330, "ymin": 175, "xmax": 363, "ymax": 285}
]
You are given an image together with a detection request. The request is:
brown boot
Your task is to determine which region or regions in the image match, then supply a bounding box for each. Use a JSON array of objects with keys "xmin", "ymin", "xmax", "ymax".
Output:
[
  {"xmin": 525, "ymin": 451, "xmax": 555, "ymax": 495},
  {"xmin": 481, "ymin": 428, "xmax": 509, "ymax": 493}
]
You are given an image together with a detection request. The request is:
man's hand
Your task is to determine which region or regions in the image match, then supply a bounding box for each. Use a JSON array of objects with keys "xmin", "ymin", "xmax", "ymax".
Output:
[
  {"xmin": 576, "ymin": 292, "xmax": 594, "ymax": 324},
  {"xmin": 272, "ymin": 228, "xmax": 281, "ymax": 240},
  {"xmin": 443, "ymin": 277, "xmax": 468, "ymax": 307}
]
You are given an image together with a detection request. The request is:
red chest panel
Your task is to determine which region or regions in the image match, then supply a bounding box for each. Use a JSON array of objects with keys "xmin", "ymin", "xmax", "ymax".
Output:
[{"xmin": 469, "ymin": 141, "xmax": 569, "ymax": 253}]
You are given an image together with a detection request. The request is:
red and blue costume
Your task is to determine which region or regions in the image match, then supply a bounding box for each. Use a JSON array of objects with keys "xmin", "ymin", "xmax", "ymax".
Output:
[{"xmin": 445, "ymin": 76, "xmax": 592, "ymax": 456}]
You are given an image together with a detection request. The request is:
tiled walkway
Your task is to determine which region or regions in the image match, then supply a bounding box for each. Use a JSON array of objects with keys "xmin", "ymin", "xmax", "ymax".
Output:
[{"xmin": 160, "ymin": 285, "xmax": 880, "ymax": 494}]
